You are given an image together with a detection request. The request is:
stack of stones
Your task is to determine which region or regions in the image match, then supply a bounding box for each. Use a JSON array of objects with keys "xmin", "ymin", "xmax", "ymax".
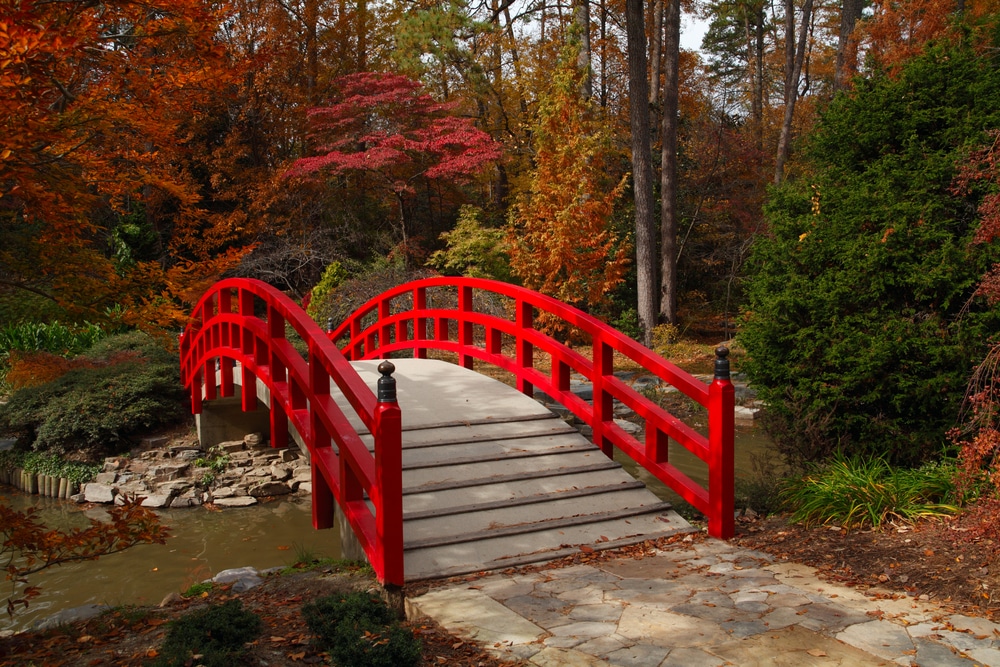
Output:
[{"xmin": 77, "ymin": 433, "xmax": 314, "ymax": 509}]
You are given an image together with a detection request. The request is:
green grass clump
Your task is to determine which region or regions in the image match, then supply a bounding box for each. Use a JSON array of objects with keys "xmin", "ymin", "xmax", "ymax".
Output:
[
  {"xmin": 781, "ymin": 455, "xmax": 960, "ymax": 530},
  {"xmin": 182, "ymin": 582, "xmax": 213, "ymax": 598},
  {"xmin": 151, "ymin": 599, "xmax": 261, "ymax": 667},
  {"xmin": 302, "ymin": 592, "xmax": 420, "ymax": 667}
]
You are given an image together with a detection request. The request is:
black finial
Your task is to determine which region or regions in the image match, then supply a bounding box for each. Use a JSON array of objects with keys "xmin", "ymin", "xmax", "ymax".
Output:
[
  {"xmin": 326, "ymin": 317, "xmax": 334, "ymax": 333},
  {"xmin": 714, "ymin": 346, "xmax": 731, "ymax": 381},
  {"xmin": 377, "ymin": 360, "xmax": 397, "ymax": 402}
]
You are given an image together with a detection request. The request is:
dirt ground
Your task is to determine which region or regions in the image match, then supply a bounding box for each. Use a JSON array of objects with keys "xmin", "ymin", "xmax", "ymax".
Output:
[{"xmin": 733, "ymin": 511, "xmax": 1000, "ymax": 621}]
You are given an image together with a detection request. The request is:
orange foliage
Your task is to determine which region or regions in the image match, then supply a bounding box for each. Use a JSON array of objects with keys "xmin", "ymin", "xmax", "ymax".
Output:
[
  {"xmin": 5, "ymin": 350, "xmax": 146, "ymax": 390},
  {"xmin": 0, "ymin": 0, "xmax": 246, "ymax": 327},
  {"xmin": 508, "ymin": 47, "xmax": 630, "ymax": 319}
]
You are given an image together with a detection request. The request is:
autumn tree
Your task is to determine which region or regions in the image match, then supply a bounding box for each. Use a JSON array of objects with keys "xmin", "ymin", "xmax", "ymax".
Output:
[
  {"xmin": 507, "ymin": 44, "xmax": 630, "ymax": 315},
  {"xmin": 0, "ymin": 0, "xmax": 247, "ymax": 329},
  {"xmin": 287, "ymin": 72, "xmax": 500, "ymax": 263}
]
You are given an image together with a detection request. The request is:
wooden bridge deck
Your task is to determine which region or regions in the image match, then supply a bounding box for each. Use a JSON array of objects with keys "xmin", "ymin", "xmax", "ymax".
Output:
[{"xmin": 330, "ymin": 360, "xmax": 691, "ymax": 581}]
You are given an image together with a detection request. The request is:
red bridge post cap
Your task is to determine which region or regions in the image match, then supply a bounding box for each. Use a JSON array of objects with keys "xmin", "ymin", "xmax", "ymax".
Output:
[{"xmin": 377, "ymin": 360, "xmax": 397, "ymax": 402}]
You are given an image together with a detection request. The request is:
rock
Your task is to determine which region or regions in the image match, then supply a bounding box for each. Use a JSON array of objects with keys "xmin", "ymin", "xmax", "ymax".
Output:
[
  {"xmin": 213, "ymin": 486, "xmax": 236, "ymax": 499},
  {"xmin": 94, "ymin": 471, "xmax": 118, "ymax": 485},
  {"xmin": 159, "ymin": 592, "xmax": 183, "ymax": 607},
  {"xmin": 147, "ymin": 462, "xmax": 190, "ymax": 483},
  {"xmin": 83, "ymin": 483, "xmax": 116, "ymax": 504},
  {"xmin": 174, "ymin": 450, "xmax": 201, "ymax": 462},
  {"xmin": 140, "ymin": 494, "xmax": 174, "ymax": 508},
  {"xmin": 71, "ymin": 493, "xmax": 87, "ymax": 503},
  {"xmin": 280, "ymin": 449, "xmax": 299, "ymax": 463},
  {"xmin": 295, "ymin": 482, "xmax": 312, "ymax": 494},
  {"xmin": 269, "ymin": 464, "xmax": 292, "ymax": 481},
  {"xmin": 101, "ymin": 459, "xmax": 122, "ymax": 473},
  {"xmin": 140, "ymin": 435, "xmax": 170, "ymax": 449},
  {"xmin": 218, "ymin": 440, "xmax": 246, "ymax": 453},
  {"xmin": 157, "ymin": 480, "xmax": 192, "ymax": 495},
  {"xmin": 213, "ymin": 566, "xmax": 263, "ymax": 592},
  {"xmin": 215, "ymin": 496, "xmax": 258, "ymax": 507},
  {"xmin": 32, "ymin": 604, "xmax": 110, "ymax": 631},
  {"xmin": 613, "ymin": 418, "xmax": 643, "ymax": 435},
  {"xmin": 249, "ymin": 481, "xmax": 292, "ymax": 497},
  {"xmin": 244, "ymin": 432, "xmax": 265, "ymax": 448}
]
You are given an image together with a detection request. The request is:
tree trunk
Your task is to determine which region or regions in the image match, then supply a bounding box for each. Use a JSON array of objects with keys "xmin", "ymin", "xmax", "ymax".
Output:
[
  {"xmin": 575, "ymin": 0, "xmax": 592, "ymax": 99},
  {"xmin": 834, "ymin": 0, "xmax": 863, "ymax": 90},
  {"xmin": 660, "ymin": 0, "xmax": 680, "ymax": 325},
  {"xmin": 649, "ymin": 0, "xmax": 663, "ymax": 107},
  {"xmin": 626, "ymin": 0, "xmax": 657, "ymax": 345},
  {"xmin": 774, "ymin": 0, "xmax": 814, "ymax": 184},
  {"xmin": 357, "ymin": 0, "xmax": 368, "ymax": 71}
]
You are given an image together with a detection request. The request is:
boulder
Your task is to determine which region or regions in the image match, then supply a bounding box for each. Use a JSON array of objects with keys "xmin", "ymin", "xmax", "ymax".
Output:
[
  {"xmin": 83, "ymin": 483, "xmax": 116, "ymax": 504},
  {"xmin": 94, "ymin": 471, "xmax": 118, "ymax": 485},
  {"xmin": 140, "ymin": 494, "xmax": 173, "ymax": 508},
  {"xmin": 214, "ymin": 496, "xmax": 258, "ymax": 507},
  {"xmin": 248, "ymin": 481, "xmax": 292, "ymax": 498}
]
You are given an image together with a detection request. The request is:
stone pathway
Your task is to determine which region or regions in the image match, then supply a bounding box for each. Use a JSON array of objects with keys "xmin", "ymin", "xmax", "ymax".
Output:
[{"xmin": 408, "ymin": 535, "xmax": 1000, "ymax": 667}]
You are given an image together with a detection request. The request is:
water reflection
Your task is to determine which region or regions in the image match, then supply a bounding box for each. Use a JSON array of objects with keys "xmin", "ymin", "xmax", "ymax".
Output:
[{"xmin": 1, "ymin": 495, "xmax": 340, "ymax": 633}]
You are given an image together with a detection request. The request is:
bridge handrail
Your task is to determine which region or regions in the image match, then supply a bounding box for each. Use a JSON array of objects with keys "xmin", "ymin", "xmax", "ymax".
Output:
[
  {"xmin": 180, "ymin": 278, "xmax": 404, "ymax": 585},
  {"xmin": 328, "ymin": 276, "xmax": 735, "ymax": 539}
]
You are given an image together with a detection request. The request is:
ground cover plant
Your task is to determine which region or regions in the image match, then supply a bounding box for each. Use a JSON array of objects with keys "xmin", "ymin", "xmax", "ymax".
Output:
[
  {"xmin": 151, "ymin": 599, "xmax": 262, "ymax": 667},
  {"xmin": 302, "ymin": 591, "xmax": 421, "ymax": 667}
]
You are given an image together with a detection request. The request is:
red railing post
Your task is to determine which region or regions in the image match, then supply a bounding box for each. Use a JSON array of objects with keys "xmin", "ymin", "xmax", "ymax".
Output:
[
  {"xmin": 592, "ymin": 336, "xmax": 614, "ymax": 457},
  {"xmin": 374, "ymin": 361, "xmax": 404, "ymax": 586},
  {"xmin": 414, "ymin": 286, "xmax": 428, "ymax": 359},
  {"xmin": 516, "ymin": 300, "xmax": 534, "ymax": 397},
  {"xmin": 458, "ymin": 285, "xmax": 474, "ymax": 370},
  {"xmin": 708, "ymin": 346, "xmax": 735, "ymax": 539}
]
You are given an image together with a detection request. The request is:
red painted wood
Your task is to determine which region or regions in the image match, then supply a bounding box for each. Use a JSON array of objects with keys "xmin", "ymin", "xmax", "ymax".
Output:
[
  {"xmin": 328, "ymin": 276, "xmax": 736, "ymax": 539},
  {"xmin": 180, "ymin": 278, "xmax": 406, "ymax": 585}
]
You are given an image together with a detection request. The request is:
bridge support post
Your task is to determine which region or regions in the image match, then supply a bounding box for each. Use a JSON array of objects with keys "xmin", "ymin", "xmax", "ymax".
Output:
[{"xmin": 708, "ymin": 346, "xmax": 735, "ymax": 539}]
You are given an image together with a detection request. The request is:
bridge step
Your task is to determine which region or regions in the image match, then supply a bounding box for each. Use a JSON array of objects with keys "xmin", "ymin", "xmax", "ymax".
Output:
[{"xmin": 330, "ymin": 360, "xmax": 692, "ymax": 581}]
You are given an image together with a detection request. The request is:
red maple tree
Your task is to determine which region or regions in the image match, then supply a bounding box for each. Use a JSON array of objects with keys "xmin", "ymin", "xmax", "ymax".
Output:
[{"xmin": 287, "ymin": 72, "xmax": 501, "ymax": 258}]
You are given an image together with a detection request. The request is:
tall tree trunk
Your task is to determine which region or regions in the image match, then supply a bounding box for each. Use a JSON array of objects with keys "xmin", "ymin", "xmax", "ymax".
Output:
[
  {"xmin": 626, "ymin": 0, "xmax": 657, "ymax": 345},
  {"xmin": 774, "ymin": 0, "xmax": 814, "ymax": 184},
  {"xmin": 575, "ymin": 0, "xmax": 592, "ymax": 99},
  {"xmin": 305, "ymin": 0, "xmax": 318, "ymax": 105},
  {"xmin": 649, "ymin": 0, "xmax": 663, "ymax": 106},
  {"xmin": 599, "ymin": 0, "xmax": 608, "ymax": 107},
  {"xmin": 834, "ymin": 0, "xmax": 863, "ymax": 90},
  {"xmin": 660, "ymin": 0, "xmax": 680, "ymax": 325}
]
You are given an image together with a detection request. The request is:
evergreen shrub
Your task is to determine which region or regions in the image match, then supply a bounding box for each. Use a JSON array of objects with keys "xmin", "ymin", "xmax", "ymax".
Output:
[
  {"xmin": 151, "ymin": 599, "xmax": 262, "ymax": 667},
  {"xmin": 0, "ymin": 332, "xmax": 186, "ymax": 457},
  {"xmin": 302, "ymin": 591, "xmax": 420, "ymax": 667},
  {"xmin": 742, "ymin": 38, "xmax": 1000, "ymax": 466}
]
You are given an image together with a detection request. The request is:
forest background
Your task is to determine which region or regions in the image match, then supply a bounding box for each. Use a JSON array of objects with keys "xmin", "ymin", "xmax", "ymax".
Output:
[{"xmin": 6, "ymin": 0, "xmax": 1000, "ymax": 499}]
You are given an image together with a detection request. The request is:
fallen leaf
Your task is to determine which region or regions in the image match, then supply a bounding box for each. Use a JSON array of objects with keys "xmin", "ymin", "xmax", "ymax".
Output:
[
  {"xmin": 806, "ymin": 649, "xmax": 827, "ymax": 657},
  {"xmin": 288, "ymin": 651, "xmax": 306, "ymax": 661}
]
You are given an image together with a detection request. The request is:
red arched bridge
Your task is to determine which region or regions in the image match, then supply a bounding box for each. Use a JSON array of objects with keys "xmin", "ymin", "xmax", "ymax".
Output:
[{"xmin": 180, "ymin": 277, "xmax": 734, "ymax": 588}]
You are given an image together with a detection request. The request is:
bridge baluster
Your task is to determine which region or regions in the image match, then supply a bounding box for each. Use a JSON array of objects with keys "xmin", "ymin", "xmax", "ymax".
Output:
[
  {"xmin": 592, "ymin": 337, "xmax": 614, "ymax": 457},
  {"xmin": 374, "ymin": 361, "xmax": 404, "ymax": 587},
  {"xmin": 458, "ymin": 285, "xmax": 474, "ymax": 369},
  {"xmin": 516, "ymin": 300, "xmax": 533, "ymax": 397},
  {"xmin": 414, "ymin": 286, "xmax": 428, "ymax": 359}
]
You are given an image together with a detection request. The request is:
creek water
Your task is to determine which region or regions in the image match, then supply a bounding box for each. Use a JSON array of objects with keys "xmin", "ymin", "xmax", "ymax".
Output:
[
  {"xmin": 1, "ymin": 494, "xmax": 341, "ymax": 633},
  {"xmin": 1, "ymin": 421, "xmax": 773, "ymax": 634}
]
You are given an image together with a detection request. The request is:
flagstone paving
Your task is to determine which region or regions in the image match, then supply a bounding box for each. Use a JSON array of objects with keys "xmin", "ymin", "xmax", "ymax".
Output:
[{"xmin": 408, "ymin": 534, "xmax": 999, "ymax": 666}]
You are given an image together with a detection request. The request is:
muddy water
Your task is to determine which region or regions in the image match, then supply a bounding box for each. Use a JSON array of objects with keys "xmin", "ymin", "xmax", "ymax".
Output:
[
  {"xmin": 615, "ymin": 422, "xmax": 777, "ymax": 504},
  {"xmin": 1, "ymin": 494, "xmax": 341, "ymax": 633}
]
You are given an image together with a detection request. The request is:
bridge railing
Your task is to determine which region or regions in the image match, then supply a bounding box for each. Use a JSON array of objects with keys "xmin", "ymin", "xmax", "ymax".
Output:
[
  {"xmin": 180, "ymin": 278, "xmax": 404, "ymax": 586},
  {"xmin": 328, "ymin": 277, "xmax": 735, "ymax": 539}
]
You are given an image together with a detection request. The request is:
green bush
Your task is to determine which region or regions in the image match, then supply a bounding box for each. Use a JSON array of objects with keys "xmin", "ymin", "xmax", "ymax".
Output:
[
  {"xmin": 427, "ymin": 206, "xmax": 512, "ymax": 281},
  {"xmin": 0, "ymin": 332, "xmax": 187, "ymax": 457},
  {"xmin": 742, "ymin": 38, "xmax": 1000, "ymax": 466},
  {"xmin": 781, "ymin": 456, "xmax": 960, "ymax": 530},
  {"xmin": 151, "ymin": 599, "xmax": 262, "ymax": 667},
  {"xmin": 302, "ymin": 592, "xmax": 420, "ymax": 667}
]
